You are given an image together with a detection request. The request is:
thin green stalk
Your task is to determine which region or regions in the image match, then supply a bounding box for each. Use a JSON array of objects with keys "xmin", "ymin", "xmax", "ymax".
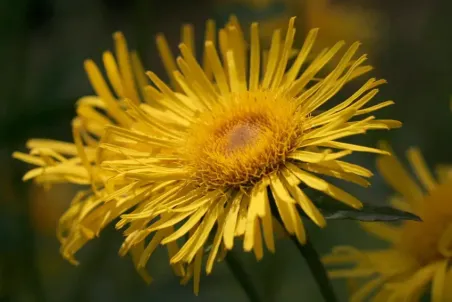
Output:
[
  {"xmin": 290, "ymin": 237, "xmax": 337, "ymax": 302},
  {"xmin": 270, "ymin": 200, "xmax": 337, "ymax": 302},
  {"xmin": 225, "ymin": 250, "xmax": 262, "ymax": 302}
]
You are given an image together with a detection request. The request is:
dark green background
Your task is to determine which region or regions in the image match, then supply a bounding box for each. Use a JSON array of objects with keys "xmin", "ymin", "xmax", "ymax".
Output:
[{"xmin": 1, "ymin": 0, "xmax": 451, "ymax": 301}]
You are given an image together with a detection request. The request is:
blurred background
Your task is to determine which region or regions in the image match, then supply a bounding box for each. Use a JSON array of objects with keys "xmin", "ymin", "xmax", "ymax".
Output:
[{"xmin": 1, "ymin": 0, "xmax": 452, "ymax": 301}]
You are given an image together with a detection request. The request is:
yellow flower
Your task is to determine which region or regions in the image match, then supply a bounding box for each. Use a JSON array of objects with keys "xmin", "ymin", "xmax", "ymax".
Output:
[
  {"xmin": 324, "ymin": 144, "xmax": 452, "ymax": 301},
  {"xmin": 14, "ymin": 16, "xmax": 400, "ymax": 294},
  {"xmin": 13, "ymin": 32, "xmax": 157, "ymax": 282},
  {"xmin": 219, "ymin": 0, "xmax": 379, "ymax": 51},
  {"xmin": 301, "ymin": 0, "xmax": 378, "ymax": 50}
]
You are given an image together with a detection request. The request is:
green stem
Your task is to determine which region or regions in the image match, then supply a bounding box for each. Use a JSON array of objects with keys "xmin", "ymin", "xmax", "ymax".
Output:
[
  {"xmin": 269, "ymin": 200, "xmax": 337, "ymax": 302},
  {"xmin": 290, "ymin": 238, "xmax": 337, "ymax": 302},
  {"xmin": 225, "ymin": 250, "xmax": 261, "ymax": 302}
]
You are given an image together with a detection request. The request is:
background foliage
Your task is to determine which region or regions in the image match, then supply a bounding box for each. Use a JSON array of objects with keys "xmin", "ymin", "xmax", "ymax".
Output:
[{"xmin": 1, "ymin": 0, "xmax": 451, "ymax": 301}]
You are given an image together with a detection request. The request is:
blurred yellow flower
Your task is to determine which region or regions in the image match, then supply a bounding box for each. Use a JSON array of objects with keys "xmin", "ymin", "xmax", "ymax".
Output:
[
  {"xmin": 324, "ymin": 144, "xmax": 452, "ymax": 301},
  {"xmin": 216, "ymin": 0, "xmax": 379, "ymax": 51},
  {"xmin": 29, "ymin": 184, "xmax": 75, "ymax": 234},
  {"xmin": 14, "ymin": 16, "xmax": 400, "ymax": 294},
  {"xmin": 301, "ymin": 0, "xmax": 378, "ymax": 51}
]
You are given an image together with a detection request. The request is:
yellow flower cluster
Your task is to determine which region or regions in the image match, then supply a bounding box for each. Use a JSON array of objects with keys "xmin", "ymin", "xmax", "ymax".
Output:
[{"xmin": 15, "ymin": 16, "xmax": 400, "ymax": 294}]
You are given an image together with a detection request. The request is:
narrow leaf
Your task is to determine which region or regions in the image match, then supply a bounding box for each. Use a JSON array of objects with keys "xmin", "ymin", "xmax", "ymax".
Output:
[{"xmin": 305, "ymin": 188, "xmax": 421, "ymax": 222}]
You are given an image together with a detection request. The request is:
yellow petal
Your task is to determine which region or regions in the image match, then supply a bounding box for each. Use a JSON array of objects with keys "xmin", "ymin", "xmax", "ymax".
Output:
[
  {"xmin": 160, "ymin": 202, "xmax": 211, "ymax": 244},
  {"xmin": 320, "ymin": 141, "xmax": 390, "ymax": 155},
  {"xmin": 234, "ymin": 195, "xmax": 249, "ymax": 236},
  {"xmin": 248, "ymin": 22, "xmax": 260, "ymax": 91},
  {"xmin": 260, "ymin": 29, "xmax": 281, "ymax": 89},
  {"xmin": 244, "ymin": 201, "xmax": 258, "ymax": 251},
  {"xmin": 27, "ymin": 139, "xmax": 86, "ymax": 156},
  {"xmin": 138, "ymin": 229, "xmax": 166, "ymax": 268},
  {"xmin": 172, "ymin": 203, "xmax": 221, "ymax": 263},
  {"xmin": 261, "ymin": 193, "xmax": 275, "ymax": 252},
  {"xmin": 129, "ymin": 241, "xmax": 153, "ymax": 284},
  {"xmin": 284, "ymin": 28, "xmax": 318, "ymax": 86},
  {"xmin": 406, "ymin": 147, "xmax": 437, "ymax": 192},
  {"xmin": 285, "ymin": 162, "xmax": 328, "ymax": 191},
  {"xmin": 377, "ymin": 142, "xmax": 423, "ymax": 206},
  {"xmin": 252, "ymin": 218, "xmax": 264, "ymax": 260},
  {"xmin": 205, "ymin": 41, "xmax": 230, "ymax": 96},
  {"xmin": 223, "ymin": 192, "xmax": 243, "ymax": 249},
  {"xmin": 350, "ymin": 277, "xmax": 386, "ymax": 302},
  {"xmin": 431, "ymin": 261, "xmax": 449, "ymax": 302},
  {"xmin": 155, "ymin": 34, "xmax": 179, "ymax": 90},
  {"xmin": 299, "ymin": 162, "xmax": 370, "ymax": 187},
  {"xmin": 251, "ymin": 179, "xmax": 269, "ymax": 218},
  {"xmin": 288, "ymin": 150, "xmax": 352, "ymax": 163},
  {"xmin": 164, "ymin": 227, "xmax": 185, "ymax": 277},
  {"xmin": 193, "ymin": 248, "xmax": 203, "ymax": 295},
  {"xmin": 359, "ymin": 222, "xmax": 400, "ymax": 243},
  {"xmin": 271, "ymin": 17, "xmax": 296, "ymax": 90},
  {"xmin": 113, "ymin": 32, "xmax": 140, "ymax": 104},
  {"xmin": 269, "ymin": 174, "xmax": 295, "ymax": 234},
  {"xmin": 206, "ymin": 207, "xmax": 228, "ymax": 274},
  {"xmin": 84, "ymin": 60, "xmax": 132, "ymax": 126},
  {"xmin": 282, "ymin": 168, "xmax": 326, "ymax": 227},
  {"xmin": 287, "ymin": 162, "xmax": 362, "ymax": 209},
  {"xmin": 102, "ymin": 51, "xmax": 124, "ymax": 97},
  {"xmin": 12, "ymin": 152, "xmax": 45, "ymax": 166}
]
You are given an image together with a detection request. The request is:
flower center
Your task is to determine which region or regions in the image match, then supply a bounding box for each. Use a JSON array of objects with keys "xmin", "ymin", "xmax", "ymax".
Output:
[
  {"xmin": 185, "ymin": 91, "xmax": 302, "ymax": 189},
  {"xmin": 397, "ymin": 180, "xmax": 452, "ymax": 266},
  {"xmin": 224, "ymin": 122, "xmax": 261, "ymax": 154}
]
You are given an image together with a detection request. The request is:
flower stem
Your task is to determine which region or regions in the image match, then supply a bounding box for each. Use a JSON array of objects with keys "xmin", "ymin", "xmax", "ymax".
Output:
[
  {"xmin": 290, "ymin": 237, "xmax": 338, "ymax": 302},
  {"xmin": 225, "ymin": 250, "xmax": 261, "ymax": 302},
  {"xmin": 269, "ymin": 198, "xmax": 337, "ymax": 302}
]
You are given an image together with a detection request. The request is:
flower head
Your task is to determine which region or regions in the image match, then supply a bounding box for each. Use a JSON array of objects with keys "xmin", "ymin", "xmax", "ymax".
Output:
[
  {"xmin": 15, "ymin": 16, "xmax": 400, "ymax": 293},
  {"xmin": 324, "ymin": 144, "xmax": 452, "ymax": 301}
]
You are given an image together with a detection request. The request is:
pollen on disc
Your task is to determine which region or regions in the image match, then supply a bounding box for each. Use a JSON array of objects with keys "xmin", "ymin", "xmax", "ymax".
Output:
[{"xmin": 225, "ymin": 123, "xmax": 261, "ymax": 154}]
